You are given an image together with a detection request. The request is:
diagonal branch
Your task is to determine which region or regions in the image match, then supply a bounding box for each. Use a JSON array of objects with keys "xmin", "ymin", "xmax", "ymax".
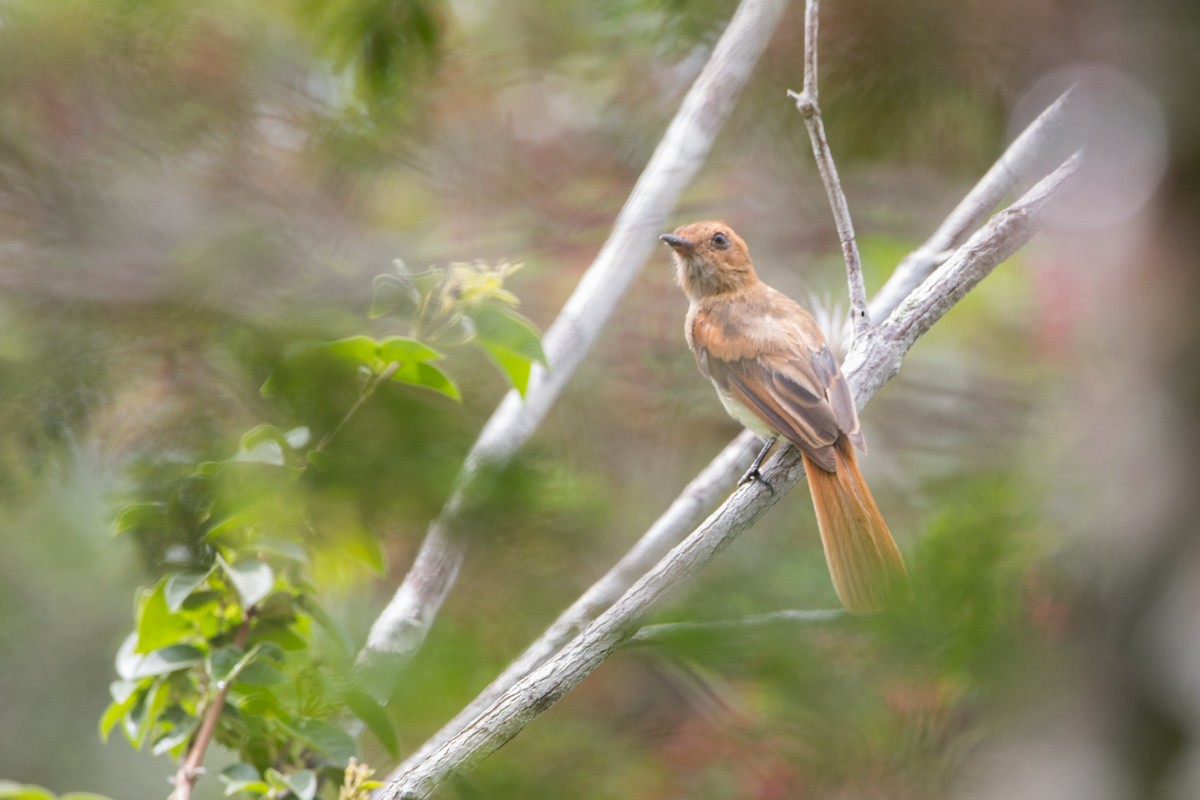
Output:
[
  {"xmin": 357, "ymin": 0, "xmax": 794, "ymax": 689},
  {"xmin": 378, "ymin": 151, "xmax": 1084, "ymax": 800},
  {"xmin": 787, "ymin": 0, "xmax": 870, "ymax": 339},
  {"xmin": 386, "ymin": 430, "xmax": 761, "ymax": 778}
]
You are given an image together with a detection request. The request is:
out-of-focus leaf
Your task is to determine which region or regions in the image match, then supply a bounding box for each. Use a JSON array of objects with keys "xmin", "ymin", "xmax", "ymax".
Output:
[
  {"xmin": 280, "ymin": 769, "xmax": 317, "ymax": 800},
  {"xmin": 471, "ymin": 305, "xmax": 545, "ymax": 363},
  {"xmin": 116, "ymin": 634, "xmax": 204, "ymax": 680},
  {"xmin": 390, "ymin": 359, "xmax": 460, "ymax": 401},
  {"xmin": 0, "ymin": 784, "xmax": 55, "ymax": 800},
  {"xmin": 61, "ymin": 794, "xmax": 116, "ymax": 800},
  {"xmin": 128, "ymin": 678, "xmax": 168, "ymax": 750},
  {"xmin": 378, "ymin": 335, "xmax": 442, "ymax": 365},
  {"xmin": 135, "ymin": 580, "xmax": 195, "ymax": 654},
  {"xmin": 345, "ymin": 687, "xmax": 399, "ymax": 757},
  {"xmin": 297, "ymin": 595, "xmax": 354, "ymax": 655},
  {"xmin": 217, "ymin": 554, "xmax": 275, "ymax": 609},
  {"xmin": 110, "ymin": 502, "xmax": 166, "ymax": 536},
  {"xmin": 286, "ymin": 718, "xmax": 357, "ymax": 763},
  {"xmin": 369, "ymin": 271, "xmax": 419, "ymax": 319},
  {"xmin": 323, "ymin": 335, "xmax": 382, "ymax": 368},
  {"xmin": 237, "ymin": 660, "xmax": 287, "ymax": 686},
  {"xmin": 253, "ymin": 538, "xmax": 308, "ymax": 563},
  {"xmin": 219, "ymin": 763, "xmax": 269, "ymax": 796},
  {"xmin": 150, "ymin": 725, "xmax": 193, "ymax": 756},
  {"xmin": 99, "ymin": 684, "xmax": 139, "ymax": 743},
  {"xmin": 164, "ymin": 568, "xmax": 213, "ymax": 612},
  {"xmin": 476, "ymin": 340, "xmax": 534, "ymax": 396}
]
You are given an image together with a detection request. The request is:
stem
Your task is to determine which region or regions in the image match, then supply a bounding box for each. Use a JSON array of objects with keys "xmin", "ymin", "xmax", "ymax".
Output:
[
  {"xmin": 313, "ymin": 363, "xmax": 400, "ymax": 456},
  {"xmin": 788, "ymin": 0, "xmax": 871, "ymax": 339},
  {"xmin": 170, "ymin": 619, "xmax": 251, "ymax": 800}
]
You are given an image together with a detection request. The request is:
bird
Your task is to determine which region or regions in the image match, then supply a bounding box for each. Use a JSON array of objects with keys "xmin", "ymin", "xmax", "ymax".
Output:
[{"xmin": 660, "ymin": 221, "xmax": 906, "ymax": 612}]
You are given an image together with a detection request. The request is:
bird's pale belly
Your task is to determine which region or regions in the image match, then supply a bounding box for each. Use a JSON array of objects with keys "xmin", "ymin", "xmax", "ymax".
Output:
[{"xmin": 712, "ymin": 380, "xmax": 776, "ymax": 439}]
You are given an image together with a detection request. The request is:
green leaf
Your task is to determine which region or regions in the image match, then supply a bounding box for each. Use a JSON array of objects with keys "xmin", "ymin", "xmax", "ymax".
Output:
[
  {"xmin": 0, "ymin": 784, "xmax": 54, "ymax": 800},
  {"xmin": 253, "ymin": 538, "xmax": 308, "ymax": 563},
  {"xmin": 346, "ymin": 687, "xmax": 399, "ymax": 758},
  {"xmin": 297, "ymin": 595, "xmax": 353, "ymax": 654},
  {"xmin": 471, "ymin": 305, "xmax": 545, "ymax": 363},
  {"xmin": 233, "ymin": 424, "xmax": 295, "ymax": 465},
  {"xmin": 378, "ymin": 335, "xmax": 442, "ymax": 364},
  {"xmin": 390, "ymin": 359, "xmax": 461, "ymax": 401},
  {"xmin": 116, "ymin": 634, "xmax": 203, "ymax": 680},
  {"xmin": 287, "ymin": 717, "xmax": 357, "ymax": 763},
  {"xmin": 368, "ymin": 271, "xmax": 418, "ymax": 319},
  {"xmin": 99, "ymin": 681, "xmax": 140, "ymax": 742},
  {"xmin": 61, "ymin": 794, "xmax": 117, "ymax": 800},
  {"xmin": 111, "ymin": 502, "xmax": 165, "ymax": 536},
  {"xmin": 323, "ymin": 335, "xmax": 381, "ymax": 367},
  {"xmin": 150, "ymin": 726, "xmax": 194, "ymax": 756},
  {"xmin": 135, "ymin": 579, "xmax": 195, "ymax": 654},
  {"xmin": 128, "ymin": 678, "xmax": 169, "ymax": 750},
  {"xmin": 476, "ymin": 340, "xmax": 535, "ymax": 396},
  {"xmin": 219, "ymin": 763, "xmax": 270, "ymax": 796},
  {"xmin": 237, "ymin": 659, "xmax": 287, "ymax": 686},
  {"xmin": 280, "ymin": 770, "xmax": 317, "ymax": 800},
  {"xmin": 164, "ymin": 568, "xmax": 213, "ymax": 612},
  {"xmin": 217, "ymin": 554, "xmax": 275, "ymax": 609}
]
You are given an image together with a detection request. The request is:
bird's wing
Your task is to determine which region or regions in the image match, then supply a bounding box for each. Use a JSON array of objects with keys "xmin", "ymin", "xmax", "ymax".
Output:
[
  {"xmin": 693, "ymin": 306, "xmax": 847, "ymax": 471},
  {"xmin": 706, "ymin": 352, "xmax": 840, "ymax": 471}
]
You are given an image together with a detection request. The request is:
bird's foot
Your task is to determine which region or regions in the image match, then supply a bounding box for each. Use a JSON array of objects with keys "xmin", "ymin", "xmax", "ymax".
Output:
[{"xmin": 738, "ymin": 466, "xmax": 774, "ymax": 495}]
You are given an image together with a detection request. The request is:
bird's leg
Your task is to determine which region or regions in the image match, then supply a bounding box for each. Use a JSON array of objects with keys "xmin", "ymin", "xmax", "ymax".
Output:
[{"xmin": 738, "ymin": 436, "xmax": 778, "ymax": 492}]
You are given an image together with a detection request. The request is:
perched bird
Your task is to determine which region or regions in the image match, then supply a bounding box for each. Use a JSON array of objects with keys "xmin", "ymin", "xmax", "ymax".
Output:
[{"xmin": 660, "ymin": 221, "xmax": 906, "ymax": 612}]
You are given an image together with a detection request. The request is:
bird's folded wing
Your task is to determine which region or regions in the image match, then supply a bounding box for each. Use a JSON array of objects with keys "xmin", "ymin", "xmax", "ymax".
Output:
[{"xmin": 705, "ymin": 351, "xmax": 841, "ymax": 472}]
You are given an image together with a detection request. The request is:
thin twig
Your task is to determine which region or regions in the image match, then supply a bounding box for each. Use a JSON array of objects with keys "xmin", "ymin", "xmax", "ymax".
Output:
[
  {"xmin": 787, "ymin": 0, "xmax": 870, "ymax": 339},
  {"xmin": 170, "ymin": 619, "xmax": 251, "ymax": 800},
  {"xmin": 378, "ymin": 152, "xmax": 1083, "ymax": 800},
  {"xmin": 628, "ymin": 608, "xmax": 845, "ymax": 645},
  {"xmin": 357, "ymin": 0, "xmax": 793, "ymax": 695}
]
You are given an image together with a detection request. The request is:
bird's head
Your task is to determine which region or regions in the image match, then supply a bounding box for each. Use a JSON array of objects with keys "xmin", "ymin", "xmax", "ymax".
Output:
[{"xmin": 659, "ymin": 221, "xmax": 756, "ymax": 301}]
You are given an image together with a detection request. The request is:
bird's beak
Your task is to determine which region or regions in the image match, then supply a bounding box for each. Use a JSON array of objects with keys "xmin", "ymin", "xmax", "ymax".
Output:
[{"xmin": 659, "ymin": 233, "xmax": 693, "ymax": 251}]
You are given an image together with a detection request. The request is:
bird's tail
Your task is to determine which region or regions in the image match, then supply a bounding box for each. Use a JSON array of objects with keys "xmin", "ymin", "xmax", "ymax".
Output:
[{"xmin": 802, "ymin": 436, "xmax": 907, "ymax": 612}]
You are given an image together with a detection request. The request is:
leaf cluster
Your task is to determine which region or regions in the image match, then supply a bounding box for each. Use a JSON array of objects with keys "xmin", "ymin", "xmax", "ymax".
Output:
[{"xmin": 98, "ymin": 260, "xmax": 543, "ymax": 798}]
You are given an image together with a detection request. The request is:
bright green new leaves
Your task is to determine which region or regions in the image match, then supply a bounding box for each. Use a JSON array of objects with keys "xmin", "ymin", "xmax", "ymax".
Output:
[
  {"xmin": 0, "ymin": 783, "xmax": 114, "ymax": 800},
  {"xmin": 369, "ymin": 259, "xmax": 547, "ymax": 395},
  {"xmin": 310, "ymin": 334, "xmax": 461, "ymax": 401},
  {"xmin": 471, "ymin": 305, "xmax": 546, "ymax": 395}
]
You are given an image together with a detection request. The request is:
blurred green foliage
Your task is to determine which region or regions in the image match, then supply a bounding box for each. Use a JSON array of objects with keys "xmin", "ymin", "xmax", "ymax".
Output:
[{"xmin": 96, "ymin": 262, "xmax": 542, "ymax": 798}]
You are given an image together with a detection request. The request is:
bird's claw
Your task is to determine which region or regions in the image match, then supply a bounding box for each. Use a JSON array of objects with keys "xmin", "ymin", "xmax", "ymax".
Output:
[{"xmin": 738, "ymin": 467, "xmax": 774, "ymax": 494}]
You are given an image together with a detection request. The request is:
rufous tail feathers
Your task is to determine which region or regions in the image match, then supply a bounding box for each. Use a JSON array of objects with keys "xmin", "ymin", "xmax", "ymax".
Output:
[{"xmin": 802, "ymin": 436, "xmax": 907, "ymax": 612}]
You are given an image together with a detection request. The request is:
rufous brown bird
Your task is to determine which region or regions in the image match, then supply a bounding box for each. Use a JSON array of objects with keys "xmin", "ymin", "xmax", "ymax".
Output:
[{"xmin": 660, "ymin": 221, "xmax": 906, "ymax": 612}]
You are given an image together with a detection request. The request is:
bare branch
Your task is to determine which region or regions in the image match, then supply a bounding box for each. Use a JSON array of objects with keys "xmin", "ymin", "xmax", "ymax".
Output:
[
  {"xmin": 378, "ymin": 153, "xmax": 1083, "ymax": 799},
  {"xmin": 358, "ymin": 0, "xmax": 793, "ymax": 681},
  {"xmin": 386, "ymin": 430, "xmax": 761, "ymax": 778},
  {"xmin": 869, "ymin": 88, "xmax": 1077, "ymax": 320},
  {"xmin": 787, "ymin": 0, "xmax": 870, "ymax": 338}
]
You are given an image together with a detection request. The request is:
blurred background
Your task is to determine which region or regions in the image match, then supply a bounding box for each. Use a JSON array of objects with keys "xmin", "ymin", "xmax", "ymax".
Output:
[{"xmin": 1, "ymin": 0, "xmax": 1198, "ymax": 797}]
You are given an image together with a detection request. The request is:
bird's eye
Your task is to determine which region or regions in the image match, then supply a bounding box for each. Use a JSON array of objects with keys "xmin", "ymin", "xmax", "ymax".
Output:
[{"xmin": 711, "ymin": 232, "xmax": 730, "ymax": 249}]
